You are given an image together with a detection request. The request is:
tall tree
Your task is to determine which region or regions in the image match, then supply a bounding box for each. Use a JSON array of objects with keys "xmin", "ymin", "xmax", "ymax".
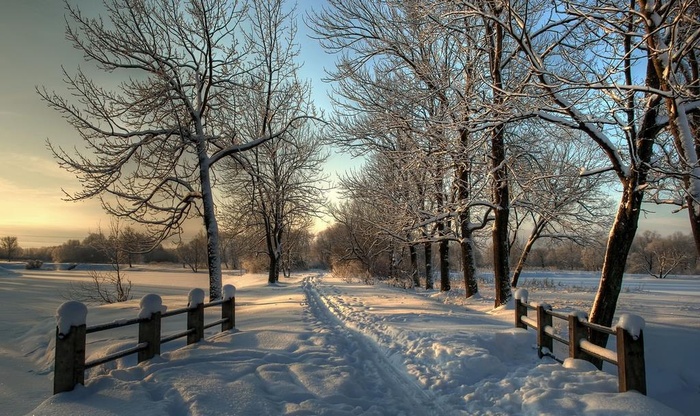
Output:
[
  {"xmin": 222, "ymin": 0, "xmax": 326, "ymax": 285},
  {"xmin": 39, "ymin": 0, "xmax": 310, "ymax": 299},
  {"xmin": 456, "ymin": 0, "xmax": 698, "ymax": 353},
  {"xmin": 311, "ymin": 0, "xmax": 495, "ymax": 294},
  {"xmin": 637, "ymin": 0, "xmax": 700, "ymax": 256}
]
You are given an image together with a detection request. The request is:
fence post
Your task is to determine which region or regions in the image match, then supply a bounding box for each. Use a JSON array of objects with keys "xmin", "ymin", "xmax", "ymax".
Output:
[
  {"xmin": 568, "ymin": 312, "xmax": 589, "ymax": 361},
  {"xmin": 138, "ymin": 311, "xmax": 161, "ymax": 362},
  {"xmin": 536, "ymin": 303, "xmax": 553, "ymax": 358},
  {"xmin": 53, "ymin": 324, "xmax": 86, "ymax": 394},
  {"xmin": 222, "ymin": 284, "xmax": 236, "ymax": 331},
  {"xmin": 137, "ymin": 294, "xmax": 163, "ymax": 363},
  {"xmin": 616, "ymin": 326, "xmax": 647, "ymax": 394},
  {"xmin": 187, "ymin": 303, "xmax": 204, "ymax": 345},
  {"xmin": 54, "ymin": 300, "xmax": 88, "ymax": 394},
  {"xmin": 514, "ymin": 289, "xmax": 528, "ymax": 329},
  {"xmin": 187, "ymin": 289, "xmax": 205, "ymax": 345}
]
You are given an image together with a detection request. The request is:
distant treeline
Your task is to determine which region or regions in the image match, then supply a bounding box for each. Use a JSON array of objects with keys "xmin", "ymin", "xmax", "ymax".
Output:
[
  {"xmin": 5, "ymin": 229, "xmax": 699, "ymax": 279},
  {"xmin": 15, "ymin": 233, "xmax": 178, "ymax": 265}
]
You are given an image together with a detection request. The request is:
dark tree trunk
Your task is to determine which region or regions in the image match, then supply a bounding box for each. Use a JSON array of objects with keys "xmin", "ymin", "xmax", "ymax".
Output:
[
  {"xmin": 456, "ymin": 125, "xmax": 478, "ymax": 297},
  {"xmin": 588, "ymin": 44, "xmax": 662, "ymax": 364},
  {"xmin": 439, "ymin": 238, "xmax": 450, "ymax": 291},
  {"xmin": 588, "ymin": 182, "xmax": 645, "ymax": 363},
  {"xmin": 486, "ymin": 7, "xmax": 511, "ymax": 307},
  {"xmin": 424, "ymin": 241, "xmax": 433, "ymax": 290},
  {"xmin": 460, "ymin": 234, "xmax": 479, "ymax": 298},
  {"xmin": 268, "ymin": 252, "xmax": 280, "ymax": 284},
  {"xmin": 409, "ymin": 243, "xmax": 420, "ymax": 288},
  {"xmin": 510, "ymin": 221, "xmax": 545, "ymax": 288},
  {"xmin": 196, "ymin": 136, "xmax": 222, "ymax": 301},
  {"xmin": 687, "ymin": 196, "xmax": 700, "ymax": 258}
]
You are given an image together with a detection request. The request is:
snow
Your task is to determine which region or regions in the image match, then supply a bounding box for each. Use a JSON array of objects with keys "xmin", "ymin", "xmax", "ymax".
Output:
[
  {"xmin": 571, "ymin": 310, "xmax": 589, "ymax": 321},
  {"xmin": 616, "ymin": 313, "xmax": 646, "ymax": 339},
  {"xmin": 138, "ymin": 293, "xmax": 165, "ymax": 319},
  {"xmin": 187, "ymin": 288, "xmax": 205, "ymax": 307},
  {"xmin": 223, "ymin": 283, "xmax": 236, "ymax": 300},
  {"xmin": 1, "ymin": 264, "xmax": 697, "ymax": 415},
  {"xmin": 514, "ymin": 288, "xmax": 528, "ymax": 302},
  {"xmin": 55, "ymin": 301, "xmax": 88, "ymax": 336}
]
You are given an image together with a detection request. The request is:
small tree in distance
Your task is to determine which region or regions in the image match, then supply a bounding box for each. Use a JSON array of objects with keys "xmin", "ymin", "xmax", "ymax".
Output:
[
  {"xmin": 177, "ymin": 232, "xmax": 208, "ymax": 273},
  {"xmin": 1, "ymin": 236, "xmax": 21, "ymax": 262},
  {"xmin": 0, "ymin": 236, "xmax": 22, "ymax": 261},
  {"xmin": 64, "ymin": 220, "xmax": 132, "ymax": 304},
  {"xmin": 628, "ymin": 231, "xmax": 695, "ymax": 279}
]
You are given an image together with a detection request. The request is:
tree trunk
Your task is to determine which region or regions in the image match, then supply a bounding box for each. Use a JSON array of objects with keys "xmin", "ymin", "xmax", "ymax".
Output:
[
  {"xmin": 439, "ymin": 238, "xmax": 450, "ymax": 291},
  {"xmin": 267, "ymin": 235, "xmax": 282, "ymax": 284},
  {"xmin": 687, "ymin": 197, "xmax": 700, "ymax": 257},
  {"xmin": 588, "ymin": 182, "xmax": 644, "ymax": 363},
  {"xmin": 486, "ymin": 8, "xmax": 511, "ymax": 307},
  {"xmin": 197, "ymin": 139, "xmax": 223, "ymax": 301},
  {"xmin": 460, "ymin": 234, "xmax": 479, "ymax": 298},
  {"xmin": 424, "ymin": 241, "xmax": 433, "ymax": 290},
  {"xmin": 456, "ymin": 127, "xmax": 478, "ymax": 297},
  {"xmin": 268, "ymin": 252, "xmax": 280, "ymax": 284},
  {"xmin": 510, "ymin": 221, "xmax": 544, "ymax": 288},
  {"xmin": 588, "ymin": 49, "xmax": 662, "ymax": 363},
  {"xmin": 409, "ymin": 243, "xmax": 420, "ymax": 288}
]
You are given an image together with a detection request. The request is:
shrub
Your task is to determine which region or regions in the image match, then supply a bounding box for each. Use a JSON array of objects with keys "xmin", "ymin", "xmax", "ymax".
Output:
[{"xmin": 25, "ymin": 259, "xmax": 44, "ymax": 270}]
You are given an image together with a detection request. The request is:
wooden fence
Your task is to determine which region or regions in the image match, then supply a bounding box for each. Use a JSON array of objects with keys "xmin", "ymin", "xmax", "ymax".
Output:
[
  {"xmin": 53, "ymin": 286, "xmax": 236, "ymax": 394},
  {"xmin": 514, "ymin": 289, "xmax": 646, "ymax": 395}
]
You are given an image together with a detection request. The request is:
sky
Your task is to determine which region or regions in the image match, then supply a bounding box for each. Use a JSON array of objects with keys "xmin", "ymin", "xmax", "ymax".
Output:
[
  {"xmin": 0, "ymin": 0, "xmax": 344, "ymax": 248},
  {"xmin": 0, "ymin": 0, "xmax": 692, "ymax": 248}
]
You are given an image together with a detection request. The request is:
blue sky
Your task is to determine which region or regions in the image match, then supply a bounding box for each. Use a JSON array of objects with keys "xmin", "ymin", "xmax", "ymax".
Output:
[{"xmin": 0, "ymin": 0, "xmax": 690, "ymax": 248}]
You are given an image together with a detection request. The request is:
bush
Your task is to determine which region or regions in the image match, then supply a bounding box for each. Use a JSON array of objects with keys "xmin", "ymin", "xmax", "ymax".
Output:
[
  {"xmin": 25, "ymin": 259, "xmax": 44, "ymax": 270},
  {"xmin": 331, "ymin": 260, "xmax": 374, "ymax": 284}
]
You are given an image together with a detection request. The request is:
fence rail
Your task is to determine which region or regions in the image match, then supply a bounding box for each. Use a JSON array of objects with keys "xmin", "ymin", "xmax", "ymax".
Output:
[
  {"xmin": 514, "ymin": 289, "xmax": 646, "ymax": 395},
  {"xmin": 53, "ymin": 285, "xmax": 236, "ymax": 394}
]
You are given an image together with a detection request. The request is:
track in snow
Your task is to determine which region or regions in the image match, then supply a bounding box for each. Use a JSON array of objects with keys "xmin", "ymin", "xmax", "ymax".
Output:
[{"xmin": 301, "ymin": 275, "xmax": 452, "ymax": 415}]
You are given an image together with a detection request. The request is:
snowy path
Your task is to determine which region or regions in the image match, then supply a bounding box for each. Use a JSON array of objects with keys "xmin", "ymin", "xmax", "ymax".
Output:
[
  {"xmin": 301, "ymin": 275, "xmax": 443, "ymax": 415},
  {"xmin": 2, "ymin": 267, "xmax": 686, "ymax": 415}
]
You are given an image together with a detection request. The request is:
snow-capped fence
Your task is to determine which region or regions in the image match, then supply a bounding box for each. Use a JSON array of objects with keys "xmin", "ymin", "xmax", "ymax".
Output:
[
  {"xmin": 53, "ymin": 285, "xmax": 236, "ymax": 394},
  {"xmin": 514, "ymin": 289, "xmax": 646, "ymax": 395}
]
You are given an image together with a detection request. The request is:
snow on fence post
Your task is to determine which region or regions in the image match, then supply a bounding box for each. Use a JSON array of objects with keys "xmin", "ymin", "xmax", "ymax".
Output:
[
  {"xmin": 536, "ymin": 303, "xmax": 553, "ymax": 359},
  {"xmin": 138, "ymin": 294, "xmax": 163, "ymax": 363},
  {"xmin": 54, "ymin": 301, "xmax": 88, "ymax": 394},
  {"xmin": 222, "ymin": 284, "xmax": 236, "ymax": 331},
  {"xmin": 616, "ymin": 314, "xmax": 647, "ymax": 394},
  {"xmin": 514, "ymin": 289, "xmax": 528, "ymax": 329},
  {"xmin": 568, "ymin": 311, "xmax": 589, "ymax": 361},
  {"xmin": 187, "ymin": 289, "xmax": 205, "ymax": 345}
]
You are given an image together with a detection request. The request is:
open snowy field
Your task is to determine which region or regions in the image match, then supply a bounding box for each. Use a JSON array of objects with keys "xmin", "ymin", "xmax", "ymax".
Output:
[{"xmin": 0, "ymin": 264, "xmax": 698, "ymax": 415}]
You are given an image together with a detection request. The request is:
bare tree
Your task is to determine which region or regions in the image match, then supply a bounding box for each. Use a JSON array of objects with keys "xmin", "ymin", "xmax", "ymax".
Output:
[
  {"xmin": 628, "ymin": 231, "xmax": 695, "ymax": 278},
  {"xmin": 450, "ymin": 0, "xmax": 699, "ymax": 355},
  {"xmin": 65, "ymin": 220, "xmax": 132, "ymax": 304},
  {"xmin": 222, "ymin": 0, "xmax": 327, "ymax": 285},
  {"xmin": 177, "ymin": 232, "xmax": 208, "ymax": 273},
  {"xmin": 39, "ymin": 0, "xmax": 310, "ymax": 300},
  {"xmin": 636, "ymin": 0, "xmax": 700, "ymax": 256},
  {"xmin": 1, "ymin": 236, "xmax": 21, "ymax": 262},
  {"xmin": 509, "ymin": 132, "xmax": 615, "ymax": 287},
  {"xmin": 119, "ymin": 226, "xmax": 148, "ymax": 268}
]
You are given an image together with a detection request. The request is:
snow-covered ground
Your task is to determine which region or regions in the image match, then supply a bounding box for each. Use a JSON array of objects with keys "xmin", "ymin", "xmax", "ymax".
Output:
[{"xmin": 0, "ymin": 264, "xmax": 697, "ymax": 415}]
